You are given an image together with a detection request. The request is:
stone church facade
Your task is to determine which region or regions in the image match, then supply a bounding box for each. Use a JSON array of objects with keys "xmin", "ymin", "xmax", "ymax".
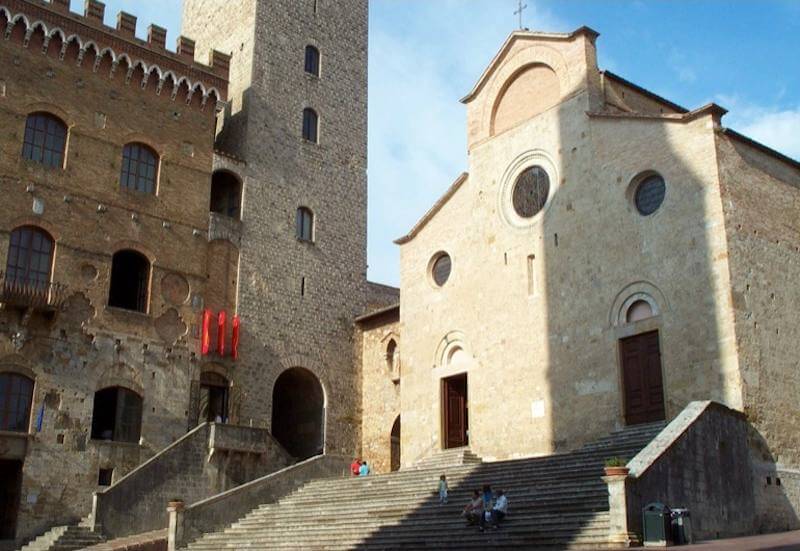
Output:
[{"xmin": 358, "ymin": 27, "xmax": 800, "ymax": 530}]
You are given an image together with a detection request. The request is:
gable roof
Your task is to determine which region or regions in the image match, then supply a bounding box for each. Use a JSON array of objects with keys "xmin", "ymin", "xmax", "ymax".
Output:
[
  {"xmin": 394, "ymin": 172, "xmax": 468, "ymax": 245},
  {"xmin": 460, "ymin": 26, "xmax": 599, "ymax": 104}
]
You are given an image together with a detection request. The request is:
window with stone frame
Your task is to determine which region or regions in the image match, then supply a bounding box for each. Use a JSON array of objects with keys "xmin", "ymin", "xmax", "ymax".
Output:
[
  {"xmin": 305, "ymin": 45, "xmax": 320, "ymax": 77},
  {"xmin": 22, "ymin": 112, "xmax": 67, "ymax": 168},
  {"xmin": 512, "ymin": 166, "xmax": 550, "ymax": 218},
  {"xmin": 0, "ymin": 372, "xmax": 34, "ymax": 432},
  {"xmin": 108, "ymin": 250, "xmax": 150, "ymax": 313},
  {"xmin": 4, "ymin": 226, "xmax": 54, "ymax": 290},
  {"xmin": 431, "ymin": 253, "xmax": 452, "ymax": 287},
  {"xmin": 120, "ymin": 143, "xmax": 159, "ymax": 194},
  {"xmin": 634, "ymin": 173, "xmax": 666, "ymax": 216},
  {"xmin": 296, "ymin": 207, "xmax": 314, "ymax": 242},
  {"xmin": 90, "ymin": 386, "xmax": 143, "ymax": 443},
  {"xmin": 302, "ymin": 108, "xmax": 319, "ymax": 143},
  {"xmin": 210, "ymin": 171, "xmax": 242, "ymax": 219}
]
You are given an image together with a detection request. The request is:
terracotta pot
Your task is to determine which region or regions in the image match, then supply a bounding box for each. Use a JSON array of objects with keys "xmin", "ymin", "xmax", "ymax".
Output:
[{"xmin": 603, "ymin": 466, "xmax": 630, "ymax": 477}]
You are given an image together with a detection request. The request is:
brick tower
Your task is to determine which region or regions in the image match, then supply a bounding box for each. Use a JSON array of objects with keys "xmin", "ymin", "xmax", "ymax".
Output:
[{"xmin": 183, "ymin": 0, "xmax": 389, "ymax": 459}]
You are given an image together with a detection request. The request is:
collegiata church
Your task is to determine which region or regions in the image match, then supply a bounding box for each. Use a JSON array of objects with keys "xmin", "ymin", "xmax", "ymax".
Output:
[{"xmin": 0, "ymin": 1, "xmax": 797, "ymax": 550}]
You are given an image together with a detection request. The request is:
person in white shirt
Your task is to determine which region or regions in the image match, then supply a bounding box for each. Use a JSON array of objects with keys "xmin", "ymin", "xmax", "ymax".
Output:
[{"xmin": 490, "ymin": 489, "xmax": 508, "ymax": 529}]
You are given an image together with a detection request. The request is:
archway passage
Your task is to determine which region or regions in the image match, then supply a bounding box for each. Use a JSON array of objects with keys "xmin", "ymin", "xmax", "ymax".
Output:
[
  {"xmin": 271, "ymin": 368, "xmax": 324, "ymax": 460},
  {"xmin": 0, "ymin": 459, "xmax": 22, "ymax": 540},
  {"xmin": 390, "ymin": 415, "xmax": 401, "ymax": 472}
]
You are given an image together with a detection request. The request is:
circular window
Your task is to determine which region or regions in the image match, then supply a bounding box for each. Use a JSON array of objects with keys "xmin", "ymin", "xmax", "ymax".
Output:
[
  {"xmin": 512, "ymin": 166, "xmax": 550, "ymax": 218},
  {"xmin": 634, "ymin": 174, "xmax": 666, "ymax": 216},
  {"xmin": 431, "ymin": 253, "xmax": 451, "ymax": 287}
]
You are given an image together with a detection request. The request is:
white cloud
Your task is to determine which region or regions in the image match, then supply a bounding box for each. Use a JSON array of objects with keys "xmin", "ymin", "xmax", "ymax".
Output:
[{"xmin": 715, "ymin": 95, "xmax": 800, "ymax": 161}]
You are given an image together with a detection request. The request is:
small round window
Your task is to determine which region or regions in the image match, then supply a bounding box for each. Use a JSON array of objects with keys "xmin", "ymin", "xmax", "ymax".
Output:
[
  {"xmin": 431, "ymin": 253, "xmax": 451, "ymax": 287},
  {"xmin": 512, "ymin": 166, "xmax": 550, "ymax": 218},
  {"xmin": 634, "ymin": 174, "xmax": 666, "ymax": 216}
]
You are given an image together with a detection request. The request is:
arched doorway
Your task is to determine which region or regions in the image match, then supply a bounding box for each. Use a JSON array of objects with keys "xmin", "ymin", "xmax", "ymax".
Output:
[
  {"xmin": 390, "ymin": 415, "xmax": 401, "ymax": 472},
  {"xmin": 271, "ymin": 367, "xmax": 324, "ymax": 459},
  {"xmin": 200, "ymin": 372, "xmax": 229, "ymax": 423}
]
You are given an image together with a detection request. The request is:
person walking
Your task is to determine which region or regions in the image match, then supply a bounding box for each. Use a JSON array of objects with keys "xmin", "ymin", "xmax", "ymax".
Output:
[{"xmin": 438, "ymin": 474, "xmax": 449, "ymax": 504}]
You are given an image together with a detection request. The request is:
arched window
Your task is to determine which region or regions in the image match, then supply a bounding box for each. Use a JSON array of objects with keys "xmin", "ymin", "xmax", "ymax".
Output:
[
  {"xmin": 120, "ymin": 143, "xmax": 158, "ymax": 194},
  {"xmin": 296, "ymin": 207, "xmax": 314, "ymax": 242},
  {"xmin": 210, "ymin": 171, "xmax": 242, "ymax": 219},
  {"xmin": 302, "ymin": 108, "xmax": 318, "ymax": 143},
  {"xmin": 0, "ymin": 373, "xmax": 34, "ymax": 432},
  {"xmin": 5, "ymin": 226, "xmax": 54, "ymax": 289},
  {"xmin": 90, "ymin": 386, "xmax": 143, "ymax": 443},
  {"xmin": 22, "ymin": 112, "xmax": 67, "ymax": 168},
  {"xmin": 108, "ymin": 250, "xmax": 150, "ymax": 313},
  {"xmin": 386, "ymin": 339, "xmax": 397, "ymax": 372},
  {"xmin": 304, "ymin": 45, "xmax": 320, "ymax": 77}
]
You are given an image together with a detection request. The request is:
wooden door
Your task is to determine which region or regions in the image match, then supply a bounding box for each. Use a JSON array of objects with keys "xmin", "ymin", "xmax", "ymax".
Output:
[
  {"xmin": 443, "ymin": 374, "xmax": 468, "ymax": 449},
  {"xmin": 620, "ymin": 331, "xmax": 666, "ymax": 425},
  {"xmin": 0, "ymin": 460, "xmax": 22, "ymax": 540}
]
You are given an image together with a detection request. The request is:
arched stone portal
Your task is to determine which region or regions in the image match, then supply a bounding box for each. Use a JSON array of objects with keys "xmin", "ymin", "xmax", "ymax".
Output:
[{"xmin": 271, "ymin": 367, "xmax": 325, "ymax": 459}]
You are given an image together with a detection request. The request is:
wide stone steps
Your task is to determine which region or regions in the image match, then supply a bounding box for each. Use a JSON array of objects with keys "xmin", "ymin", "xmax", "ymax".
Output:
[
  {"xmin": 184, "ymin": 423, "xmax": 663, "ymax": 550},
  {"xmin": 18, "ymin": 525, "xmax": 105, "ymax": 551}
]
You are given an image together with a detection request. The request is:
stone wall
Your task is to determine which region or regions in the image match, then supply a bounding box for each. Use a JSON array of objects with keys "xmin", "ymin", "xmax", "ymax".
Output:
[
  {"xmin": 93, "ymin": 423, "xmax": 291, "ymax": 539},
  {"xmin": 396, "ymin": 30, "xmax": 742, "ymax": 467},
  {"xmin": 624, "ymin": 402, "xmax": 758, "ymax": 540},
  {"xmin": 0, "ymin": 3, "xmax": 224, "ymax": 541},
  {"xmin": 183, "ymin": 0, "xmax": 376, "ymax": 459},
  {"xmin": 356, "ymin": 308, "xmax": 400, "ymax": 474}
]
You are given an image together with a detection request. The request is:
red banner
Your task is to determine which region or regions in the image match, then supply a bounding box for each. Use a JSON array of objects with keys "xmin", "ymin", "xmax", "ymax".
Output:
[
  {"xmin": 217, "ymin": 310, "xmax": 226, "ymax": 356},
  {"xmin": 200, "ymin": 309, "xmax": 212, "ymax": 355},
  {"xmin": 231, "ymin": 315, "xmax": 240, "ymax": 360}
]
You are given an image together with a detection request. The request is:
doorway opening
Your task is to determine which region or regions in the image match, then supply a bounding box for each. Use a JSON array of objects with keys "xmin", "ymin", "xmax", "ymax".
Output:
[
  {"xmin": 200, "ymin": 372, "xmax": 229, "ymax": 423},
  {"xmin": 0, "ymin": 460, "xmax": 23, "ymax": 540},
  {"xmin": 271, "ymin": 367, "xmax": 325, "ymax": 460},
  {"xmin": 390, "ymin": 415, "xmax": 401, "ymax": 472},
  {"xmin": 620, "ymin": 330, "xmax": 666, "ymax": 425},
  {"xmin": 442, "ymin": 373, "xmax": 468, "ymax": 449}
]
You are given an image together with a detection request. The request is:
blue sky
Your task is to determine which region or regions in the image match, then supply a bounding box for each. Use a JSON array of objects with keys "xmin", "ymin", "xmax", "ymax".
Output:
[{"xmin": 69, "ymin": 1, "xmax": 800, "ymax": 286}]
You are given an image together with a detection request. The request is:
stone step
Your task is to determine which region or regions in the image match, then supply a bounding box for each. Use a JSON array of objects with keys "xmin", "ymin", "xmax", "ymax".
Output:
[{"xmin": 19, "ymin": 525, "xmax": 105, "ymax": 551}]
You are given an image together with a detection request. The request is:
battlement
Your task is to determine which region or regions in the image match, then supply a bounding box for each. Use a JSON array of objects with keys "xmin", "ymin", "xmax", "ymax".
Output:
[{"xmin": 1, "ymin": 0, "xmax": 229, "ymax": 109}]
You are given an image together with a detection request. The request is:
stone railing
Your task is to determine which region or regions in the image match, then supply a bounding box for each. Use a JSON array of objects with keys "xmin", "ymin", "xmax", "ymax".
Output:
[
  {"xmin": 604, "ymin": 401, "xmax": 755, "ymax": 544},
  {"xmin": 207, "ymin": 212, "xmax": 242, "ymax": 247},
  {"xmin": 171, "ymin": 454, "xmax": 351, "ymax": 550},
  {"xmin": 0, "ymin": 272, "xmax": 69, "ymax": 311},
  {"xmin": 92, "ymin": 423, "xmax": 291, "ymax": 540}
]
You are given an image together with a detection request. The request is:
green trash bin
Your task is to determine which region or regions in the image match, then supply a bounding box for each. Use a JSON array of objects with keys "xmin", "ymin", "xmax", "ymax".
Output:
[{"xmin": 643, "ymin": 502, "xmax": 672, "ymax": 547}]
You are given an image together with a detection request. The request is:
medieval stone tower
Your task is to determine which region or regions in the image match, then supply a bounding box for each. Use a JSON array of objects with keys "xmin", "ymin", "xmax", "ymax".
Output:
[{"xmin": 183, "ymin": 0, "xmax": 391, "ymax": 460}]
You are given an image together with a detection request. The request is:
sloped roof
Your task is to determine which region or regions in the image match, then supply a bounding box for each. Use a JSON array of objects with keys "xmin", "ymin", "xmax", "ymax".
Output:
[
  {"xmin": 394, "ymin": 172, "xmax": 468, "ymax": 245},
  {"xmin": 460, "ymin": 26, "xmax": 599, "ymax": 104}
]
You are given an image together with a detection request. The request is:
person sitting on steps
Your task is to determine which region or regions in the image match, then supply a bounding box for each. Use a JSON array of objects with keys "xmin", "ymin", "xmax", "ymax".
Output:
[
  {"xmin": 358, "ymin": 460, "xmax": 370, "ymax": 476},
  {"xmin": 350, "ymin": 457, "xmax": 361, "ymax": 477},
  {"xmin": 487, "ymin": 489, "xmax": 508, "ymax": 530},
  {"xmin": 462, "ymin": 489, "xmax": 484, "ymax": 526}
]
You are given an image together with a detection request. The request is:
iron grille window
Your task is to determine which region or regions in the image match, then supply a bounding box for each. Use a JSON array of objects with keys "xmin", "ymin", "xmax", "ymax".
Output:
[
  {"xmin": 302, "ymin": 108, "xmax": 318, "ymax": 143},
  {"xmin": 296, "ymin": 207, "xmax": 314, "ymax": 242},
  {"xmin": 635, "ymin": 174, "xmax": 666, "ymax": 216},
  {"xmin": 22, "ymin": 113, "xmax": 67, "ymax": 168},
  {"xmin": 512, "ymin": 166, "xmax": 550, "ymax": 218},
  {"xmin": 120, "ymin": 143, "xmax": 158, "ymax": 194},
  {"xmin": 432, "ymin": 254, "xmax": 452, "ymax": 287},
  {"xmin": 90, "ymin": 387, "xmax": 143, "ymax": 443},
  {"xmin": 108, "ymin": 250, "xmax": 150, "ymax": 313},
  {"xmin": 0, "ymin": 373, "xmax": 34, "ymax": 432},
  {"xmin": 5, "ymin": 226, "xmax": 54, "ymax": 289}
]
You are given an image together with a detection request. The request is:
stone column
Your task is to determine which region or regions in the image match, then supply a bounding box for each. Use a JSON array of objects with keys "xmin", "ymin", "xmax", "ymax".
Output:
[
  {"xmin": 167, "ymin": 500, "xmax": 185, "ymax": 551},
  {"xmin": 603, "ymin": 473, "xmax": 640, "ymax": 547}
]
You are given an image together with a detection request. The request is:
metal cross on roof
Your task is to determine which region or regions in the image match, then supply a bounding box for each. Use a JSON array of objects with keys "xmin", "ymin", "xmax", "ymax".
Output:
[{"xmin": 514, "ymin": 0, "xmax": 528, "ymax": 30}]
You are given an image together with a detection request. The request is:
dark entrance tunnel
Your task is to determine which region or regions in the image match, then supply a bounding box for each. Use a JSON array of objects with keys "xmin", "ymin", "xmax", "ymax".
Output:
[{"xmin": 271, "ymin": 367, "xmax": 324, "ymax": 460}]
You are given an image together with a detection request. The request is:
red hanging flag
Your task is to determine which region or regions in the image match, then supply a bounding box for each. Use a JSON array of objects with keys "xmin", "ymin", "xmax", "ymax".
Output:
[
  {"xmin": 217, "ymin": 310, "xmax": 226, "ymax": 356},
  {"xmin": 200, "ymin": 309, "xmax": 212, "ymax": 355},
  {"xmin": 231, "ymin": 316, "xmax": 240, "ymax": 360}
]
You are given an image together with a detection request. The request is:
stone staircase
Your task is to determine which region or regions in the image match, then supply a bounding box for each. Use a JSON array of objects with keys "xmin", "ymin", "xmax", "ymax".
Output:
[
  {"xmin": 183, "ymin": 422, "xmax": 665, "ymax": 550},
  {"xmin": 18, "ymin": 524, "xmax": 105, "ymax": 551}
]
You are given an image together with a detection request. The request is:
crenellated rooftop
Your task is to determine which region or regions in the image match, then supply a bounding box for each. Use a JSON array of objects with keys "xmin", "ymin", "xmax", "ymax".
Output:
[{"xmin": 0, "ymin": 0, "xmax": 229, "ymax": 109}]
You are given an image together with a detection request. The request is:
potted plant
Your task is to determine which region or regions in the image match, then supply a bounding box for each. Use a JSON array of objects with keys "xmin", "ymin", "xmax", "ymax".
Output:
[{"xmin": 603, "ymin": 456, "xmax": 629, "ymax": 476}]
